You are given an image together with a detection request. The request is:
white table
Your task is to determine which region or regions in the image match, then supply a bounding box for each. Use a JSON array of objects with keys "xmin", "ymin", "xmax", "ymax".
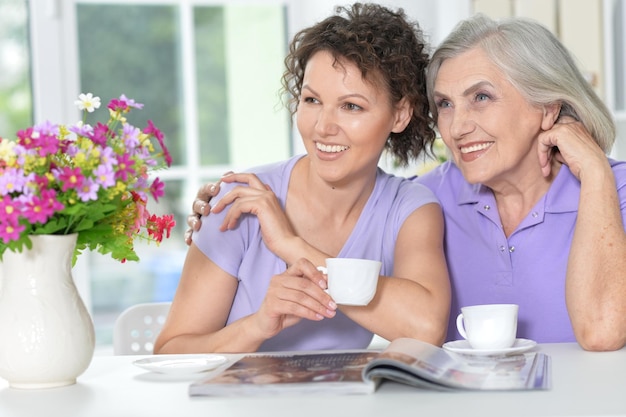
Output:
[{"xmin": 1, "ymin": 343, "xmax": 625, "ymax": 417}]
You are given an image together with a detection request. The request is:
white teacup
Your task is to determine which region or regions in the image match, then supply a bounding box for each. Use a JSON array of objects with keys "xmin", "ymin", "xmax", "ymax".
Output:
[
  {"xmin": 456, "ymin": 304, "xmax": 519, "ymax": 350},
  {"xmin": 317, "ymin": 258, "xmax": 381, "ymax": 306}
]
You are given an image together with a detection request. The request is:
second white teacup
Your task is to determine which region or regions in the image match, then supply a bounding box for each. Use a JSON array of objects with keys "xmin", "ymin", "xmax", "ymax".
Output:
[
  {"xmin": 456, "ymin": 304, "xmax": 519, "ymax": 350},
  {"xmin": 317, "ymin": 258, "xmax": 381, "ymax": 306}
]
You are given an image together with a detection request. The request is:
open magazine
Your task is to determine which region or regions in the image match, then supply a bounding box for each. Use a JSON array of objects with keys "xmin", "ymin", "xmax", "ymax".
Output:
[{"xmin": 188, "ymin": 337, "xmax": 550, "ymax": 396}]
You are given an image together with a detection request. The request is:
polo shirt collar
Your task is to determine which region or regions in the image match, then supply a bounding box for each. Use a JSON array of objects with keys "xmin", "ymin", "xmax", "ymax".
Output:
[{"xmin": 455, "ymin": 163, "xmax": 579, "ymax": 214}]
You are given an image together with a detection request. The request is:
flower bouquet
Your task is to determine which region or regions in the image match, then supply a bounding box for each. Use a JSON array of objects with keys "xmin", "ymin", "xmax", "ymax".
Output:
[{"xmin": 0, "ymin": 93, "xmax": 176, "ymax": 264}]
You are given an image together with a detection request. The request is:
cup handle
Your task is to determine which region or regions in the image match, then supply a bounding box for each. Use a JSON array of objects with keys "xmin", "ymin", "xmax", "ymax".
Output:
[{"xmin": 456, "ymin": 313, "xmax": 468, "ymax": 339}]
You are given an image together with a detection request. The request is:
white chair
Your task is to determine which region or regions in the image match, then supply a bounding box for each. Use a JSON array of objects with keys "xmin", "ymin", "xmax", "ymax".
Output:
[{"xmin": 113, "ymin": 302, "xmax": 171, "ymax": 355}]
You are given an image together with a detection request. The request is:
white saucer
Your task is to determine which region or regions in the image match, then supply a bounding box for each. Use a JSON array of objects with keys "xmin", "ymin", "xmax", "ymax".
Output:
[
  {"xmin": 442, "ymin": 338, "xmax": 537, "ymax": 356},
  {"xmin": 133, "ymin": 354, "xmax": 227, "ymax": 375}
]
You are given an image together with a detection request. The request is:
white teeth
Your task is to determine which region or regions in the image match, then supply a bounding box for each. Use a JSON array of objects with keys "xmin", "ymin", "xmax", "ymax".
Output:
[
  {"xmin": 460, "ymin": 142, "xmax": 492, "ymax": 154},
  {"xmin": 316, "ymin": 142, "xmax": 349, "ymax": 153}
]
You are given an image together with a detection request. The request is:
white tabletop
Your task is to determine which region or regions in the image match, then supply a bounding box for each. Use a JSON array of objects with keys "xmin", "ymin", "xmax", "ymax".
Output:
[{"xmin": 1, "ymin": 343, "xmax": 625, "ymax": 417}]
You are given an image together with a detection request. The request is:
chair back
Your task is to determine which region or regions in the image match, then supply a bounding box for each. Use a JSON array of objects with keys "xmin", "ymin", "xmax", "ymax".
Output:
[{"xmin": 113, "ymin": 302, "xmax": 171, "ymax": 355}]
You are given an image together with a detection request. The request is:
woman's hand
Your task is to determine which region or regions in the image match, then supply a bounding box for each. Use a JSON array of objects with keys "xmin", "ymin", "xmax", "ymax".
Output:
[
  {"xmin": 212, "ymin": 173, "xmax": 299, "ymax": 258},
  {"xmin": 184, "ymin": 181, "xmax": 223, "ymax": 245},
  {"xmin": 537, "ymin": 116, "xmax": 609, "ymax": 180},
  {"xmin": 251, "ymin": 258, "xmax": 336, "ymax": 340}
]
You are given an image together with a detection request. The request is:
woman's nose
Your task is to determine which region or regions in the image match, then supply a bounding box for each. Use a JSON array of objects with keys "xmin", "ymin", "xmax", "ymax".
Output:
[
  {"xmin": 315, "ymin": 108, "xmax": 339, "ymax": 136},
  {"xmin": 448, "ymin": 106, "xmax": 475, "ymax": 139}
]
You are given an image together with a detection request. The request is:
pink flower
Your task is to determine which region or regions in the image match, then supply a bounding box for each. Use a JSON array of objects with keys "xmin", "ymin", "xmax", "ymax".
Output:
[
  {"xmin": 143, "ymin": 120, "xmax": 173, "ymax": 167},
  {"xmin": 22, "ymin": 194, "xmax": 54, "ymax": 224},
  {"xmin": 56, "ymin": 167, "xmax": 85, "ymax": 192},
  {"xmin": 114, "ymin": 153, "xmax": 136, "ymax": 181},
  {"xmin": 91, "ymin": 122, "xmax": 112, "ymax": 146},
  {"xmin": 0, "ymin": 218, "xmax": 25, "ymax": 244},
  {"xmin": 150, "ymin": 177, "xmax": 165, "ymax": 202}
]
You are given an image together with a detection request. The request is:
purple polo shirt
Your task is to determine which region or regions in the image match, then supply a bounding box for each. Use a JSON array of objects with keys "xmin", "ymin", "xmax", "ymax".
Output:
[{"xmin": 416, "ymin": 159, "xmax": 626, "ymax": 343}]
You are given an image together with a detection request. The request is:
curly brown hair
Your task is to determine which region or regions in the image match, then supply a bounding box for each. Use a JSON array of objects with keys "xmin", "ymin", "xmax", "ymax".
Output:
[{"xmin": 281, "ymin": 3, "xmax": 435, "ymax": 167}]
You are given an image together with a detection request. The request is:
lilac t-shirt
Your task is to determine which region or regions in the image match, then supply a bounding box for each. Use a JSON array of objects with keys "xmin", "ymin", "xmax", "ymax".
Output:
[
  {"xmin": 193, "ymin": 155, "xmax": 439, "ymax": 352},
  {"xmin": 416, "ymin": 159, "xmax": 626, "ymax": 343}
]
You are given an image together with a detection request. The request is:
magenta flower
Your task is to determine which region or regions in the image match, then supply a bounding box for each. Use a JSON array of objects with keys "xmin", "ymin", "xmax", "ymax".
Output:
[
  {"xmin": 40, "ymin": 188, "xmax": 64, "ymax": 213},
  {"xmin": 150, "ymin": 177, "xmax": 165, "ymax": 202},
  {"xmin": 114, "ymin": 153, "xmax": 136, "ymax": 181},
  {"xmin": 22, "ymin": 194, "xmax": 53, "ymax": 224},
  {"xmin": 143, "ymin": 120, "xmax": 173, "ymax": 167},
  {"xmin": 0, "ymin": 196, "xmax": 19, "ymax": 222},
  {"xmin": 91, "ymin": 122, "xmax": 112, "ymax": 147},
  {"xmin": 56, "ymin": 167, "xmax": 85, "ymax": 192},
  {"xmin": 33, "ymin": 132, "xmax": 60, "ymax": 157},
  {"xmin": 0, "ymin": 218, "xmax": 25, "ymax": 244},
  {"xmin": 16, "ymin": 127, "xmax": 36, "ymax": 148}
]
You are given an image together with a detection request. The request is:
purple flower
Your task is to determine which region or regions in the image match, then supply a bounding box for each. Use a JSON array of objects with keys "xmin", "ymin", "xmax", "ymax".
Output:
[
  {"xmin": 77, "ymin": 178, "xmax": 100, "ymax": 202},
  {"xmin": 0, "ymin": 167, "xmax": 27, "ymax": 196},
  {"xmin": 94, "ymin": 164, "xmax": 116, "ymax": 188},
  {"xmin": 121, "ymin": 124, "xmax": 141, "ymax": 149}
]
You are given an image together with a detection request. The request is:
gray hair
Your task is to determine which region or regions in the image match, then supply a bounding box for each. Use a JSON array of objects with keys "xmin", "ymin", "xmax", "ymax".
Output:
[{"xmin": 426, "ymin": 13, "xmax": 615, "ymax": 153}]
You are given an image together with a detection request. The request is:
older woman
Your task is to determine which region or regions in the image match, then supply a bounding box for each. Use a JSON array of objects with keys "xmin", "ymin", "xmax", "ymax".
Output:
[
  {"xmin": 186, "ymin": 14, "xmax": 626, "ymax": 351},
  {"xmin": 419, "ymin": 14, "xmax": 626, "ymax": 350}
]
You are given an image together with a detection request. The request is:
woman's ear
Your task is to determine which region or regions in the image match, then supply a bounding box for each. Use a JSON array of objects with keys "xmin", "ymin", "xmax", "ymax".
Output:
[
  {"xmin": 540, "ymin": 103, "xmax": 561, "ymax": 130},
  {"xmin": 391, "ymin": 98, "xmax": 413, "ymax": 133}
]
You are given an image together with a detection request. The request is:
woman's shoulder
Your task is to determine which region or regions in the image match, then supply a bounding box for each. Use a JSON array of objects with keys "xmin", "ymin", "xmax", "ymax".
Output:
[
  {"xmin": 217, "ymin": 156, "xmax": 302, "ymax": 196},
  {"xmin": 609, "ymin": 158, "xmax": 626, "ymax": 176},
  {"xmin": 376, "ymin": 169, "xmax": 439, "ymax": 207},
  {"xmin": 608, "ymin": 158, "xmax": 626, "ymax": 193},
  {"xmin": 246, "ymin": 155, "xmax": 301, "ymax": 180},
  {"xmin": 412, "ymin": 161, "xmax": 468, "ymax": 196}
]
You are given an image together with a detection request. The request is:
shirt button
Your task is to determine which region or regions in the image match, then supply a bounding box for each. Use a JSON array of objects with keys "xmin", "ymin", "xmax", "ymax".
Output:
[
  {"xmin": 532, "ymin": 212, "xmax": 538, "ymax": 218},
  {"xmin": 499, "ymin": 245, "xmax": 506, "ymax": 252},
  {"xmin": 509, "ymin": 246, "xmax": 515, "ymax": 253},
  {"xmin": 484, "ymin": 205, "xmax": 490, "ymax": 210}
]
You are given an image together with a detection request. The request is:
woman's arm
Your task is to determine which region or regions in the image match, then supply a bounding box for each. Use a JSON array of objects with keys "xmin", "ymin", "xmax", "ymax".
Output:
[
  {"xmin": 153, "ymin": 245, "xmax": 336, "ymax": 354},
  {"xmin": 338, "ymin": 203, "xmax": 451, "ymax": 346},
  {"xmin": 538, "ymin": 120, "xmax": 626, "ymax": 351}
]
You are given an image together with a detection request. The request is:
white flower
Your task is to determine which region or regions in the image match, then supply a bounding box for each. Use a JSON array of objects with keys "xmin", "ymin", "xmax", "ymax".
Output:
[
  {"xmin": 74, "ymin": 93, "xmax": 101, "ymax": 113},
  {"xmin": 0, "ymin": 138, "xmax": 17, "ymax": 160}
]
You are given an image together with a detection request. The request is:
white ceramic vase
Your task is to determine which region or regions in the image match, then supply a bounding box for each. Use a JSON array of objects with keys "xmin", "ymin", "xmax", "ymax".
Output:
[{"xmin": 0, "ymin": 233, "xmax": 95, "ymax": 389}]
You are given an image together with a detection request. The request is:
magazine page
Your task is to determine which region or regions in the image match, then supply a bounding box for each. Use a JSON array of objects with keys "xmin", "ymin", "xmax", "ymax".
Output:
[
  {"xmin": 364, "ymin": 338, "xmax": 550, "ymax": 391},
  {"xmin": 189, "ymin": 350, "xmax": 380, "ymax": 397}
]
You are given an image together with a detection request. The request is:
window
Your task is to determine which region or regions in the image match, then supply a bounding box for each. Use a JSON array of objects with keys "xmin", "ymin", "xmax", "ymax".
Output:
[
  {"xmin": 0, "ymin": 0, "xmax": 32, "ymax": 138},
  {"xmin": 26, "ymin": 0, "xmax": 290, "ymax": 347}
]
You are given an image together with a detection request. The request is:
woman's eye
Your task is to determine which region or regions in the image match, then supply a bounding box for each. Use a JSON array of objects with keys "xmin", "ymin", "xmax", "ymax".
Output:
[
  {"xmin": 302, "ymin": 96, "xmax": 319, "ymax": 104},
  {"xmin": 435, "ymin": 99, "xmax": 451, "ymax": 109},
  {"xmin": 344, "ymin": 102, "xmax": 363, "ymax": 111},
  {"xmin": 475, "ymin": 93, "xmax": 490, "ymax": 102}
]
